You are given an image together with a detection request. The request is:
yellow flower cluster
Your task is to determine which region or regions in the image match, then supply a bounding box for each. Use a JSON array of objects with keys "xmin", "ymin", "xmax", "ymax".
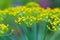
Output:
[
  {"xmin": 47, "ymin": 9, "xmax": 60, "ymax": 31},
  {"xmin": 0, "ymin": 24, "xmax": 14, "ymax": 36},
  {"xmin": 0, "ymin": 24, "xmax": 8, "ymax": 34},
  {"xmin": 0, "ymin": 2, "xmax": 60, "ymax": 32}
]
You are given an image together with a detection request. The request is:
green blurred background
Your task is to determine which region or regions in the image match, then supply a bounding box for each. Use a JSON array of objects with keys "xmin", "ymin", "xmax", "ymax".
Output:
[{"xmin": 0, "ymin": 0, "xmax": 60, "ymax": 9}]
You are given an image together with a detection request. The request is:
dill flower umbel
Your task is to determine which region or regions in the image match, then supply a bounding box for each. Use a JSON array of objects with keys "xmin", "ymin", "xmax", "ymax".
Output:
[{"xmin": 0, "ymin": 2, "xmax": 60, "ymax": 33}]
